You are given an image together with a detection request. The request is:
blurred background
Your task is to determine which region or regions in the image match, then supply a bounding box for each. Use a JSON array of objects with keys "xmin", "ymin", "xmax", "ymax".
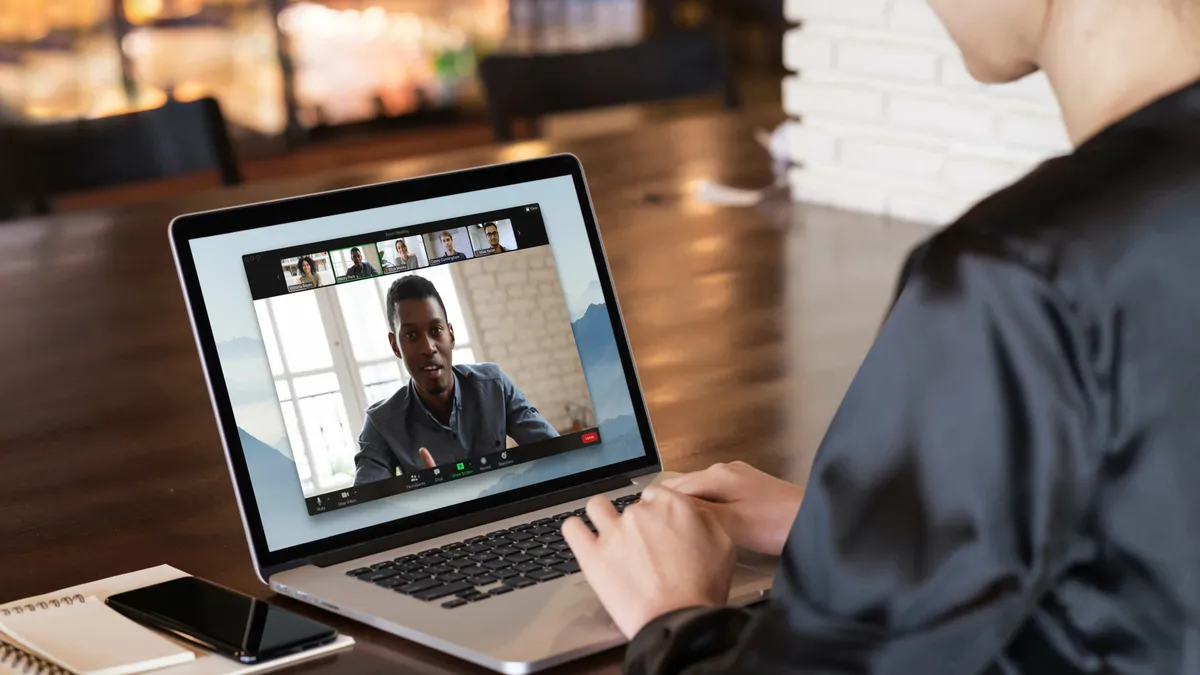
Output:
[{"xmin": 0, "ymin": 0, "xmax": 786, "ymax": 218}]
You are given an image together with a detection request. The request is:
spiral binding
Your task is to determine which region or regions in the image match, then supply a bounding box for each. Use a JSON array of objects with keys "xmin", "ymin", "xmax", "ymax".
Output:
[
  {"xmin": 0, "ymin": 595, "xmax": 86, "ymax": 617},
  {"xmin": 0, "ymin": 639, "xmax": 72, "ymax": 675}
]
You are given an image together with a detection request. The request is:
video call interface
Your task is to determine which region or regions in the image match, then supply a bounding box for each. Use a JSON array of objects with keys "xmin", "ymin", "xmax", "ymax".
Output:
[{"xmin": 242, "ymin": 205, "xmax": 602, "ymax": 516}]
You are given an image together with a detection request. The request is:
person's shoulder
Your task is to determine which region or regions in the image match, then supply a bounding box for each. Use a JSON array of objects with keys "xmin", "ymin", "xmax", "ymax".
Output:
[
  {"xmin": 918, "ymin": 123, "xmax": 1200, "ymax": 294},
  {"xmin": 365, "ymin": 383, "xmax": 413, "ymax": 418},
  {"xmin": 454, "ymin": 362, "xmax": 507, "ymax": 382}
]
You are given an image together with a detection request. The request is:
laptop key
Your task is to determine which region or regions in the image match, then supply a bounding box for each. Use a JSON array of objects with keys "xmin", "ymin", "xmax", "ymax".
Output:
[
  {"xmin": 482, "ymin": 559, "xmax": 512, "ymax": 570},
  {"xmin": 531, "ymin": 518, "xmax": 553, "ymax": 526},
  {"xmin": 346, "ymin": 567, "xmax": 372, "ymax": 576},
  {"xmin": 438, "ymin": 572, "xmax": 466, "ymax": 583},
  {"xmin": 509, "ymin": 524, "xmax": 533, "ymax": 532},
  {"xmin": 442, "ymin": 599, "xmax": 469, "ymax": 609},
  {"xmin": 513, "ymin": 562, "xmax": 544, "ymax": 573},
  {"xmin": 549, "ymin": 541, "xmax": 571, "ymax": 551},
  {"xmin": 556, "ymin": 550, "xmax": 575, "ymax": 561},
  {"xmin": 486, "ymin": 530, "xmax": 510, "ymax": 538},
  {"xmin": 504, "ymin": 553, "xmax": 534, "ymax": 564},
  {"xmin": 470, "ymin": 574, "xmax": 498, "ymax": 586},
  {"xmin": 463, "ymin": 592, "xmax": 491, "ymax": 602},
  {"xmin": 525, "ymin": 568, "xmax": 564, "ymax": 582},
  {"xmin": 441, "ymin": 543, "xmax": 464, "ymax": 551},
  {"xmin": 551, "ymin": 560, "xmax": 581, "ymax": 574},
  {"xmin": 492, "ymin": 568, "xmax": 520, "ymax": 580},
  {"xmin": 505, "ymin": 577, "xmax": 537, "ymax": 589},
  {"xmin": 492, "ymin": 546, "xmax": 520, "ymax": 557},
  {"xmin": 465, "ymin": 536, "xmax": 489, "ymax": 544},
  {"xmin": 446, "ymin": 558, "xmax": 476, "ymax": 569},
  {"xmin": 457, "ymin": 566, "xmax": 487, "ymax": 578},
  {"xmin": 359, "ymin": 569, "xmax": 403, "ymax": 582},
  {"xmin": 396, "ymin": 578, "xmax": 444, "ymax": 594},
  {"xmin": 462, "ymin": 543, "xmax": 491, "ymax": 554},
  {"xmin": 469, "ymin": 552, "xmax": 499, "ymax": 563},
  {"xmin": 508, "ymin": 532, "xmax": 536, "ymax": 542},
  {"xmin": 527, "ymin": 548, "xmax": 557, "ymax": 558},
  {"xmin": 415, "ymin": 581, "xmax": 474, "ymax": 601},
  {"xmin": 528, "ymin": 526, "xmax": 557, "ymax": 536},
  {"xmin": 425, "ymin": 566, "xmax": 454, "ymax": 576},
  {"xmin": 444, "ymin": 549, "xmax": 470, "ymax": 559},
  {"xmin": 513, "ymin": 540, "xmax": 541, "ymax": 550},
  {"xmin": 370, "ymin": 561, "xmax": 395, "ymax": 570},
  {"xmin": 418, "ymin": 548, "xmax": 443, "ymax": 557},
  {"xmin": 396, "ymin": 554, "xmax": 421, "ymax": 563},
  {"xmin": 573, "ymin": 508, "xmax": 587, "ymax": 516},
  {"xmin": 535, "ymin": 535, "xmax": 564, "ymax": 545},
  {"xmin": 489, "ymin": 586, "xmax": 515, "ymax": 596}
]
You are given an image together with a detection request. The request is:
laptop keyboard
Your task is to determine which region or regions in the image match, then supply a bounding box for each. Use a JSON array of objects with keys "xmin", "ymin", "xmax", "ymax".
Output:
[{"xmin": 345, "ymin": 492, "xmax": 641, "ymax": 608}]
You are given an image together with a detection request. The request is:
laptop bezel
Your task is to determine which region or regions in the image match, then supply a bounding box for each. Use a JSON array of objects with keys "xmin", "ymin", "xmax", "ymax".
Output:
[{"xmin": 169, "ymin": 154, "xmax": 661, "ymax": 575}]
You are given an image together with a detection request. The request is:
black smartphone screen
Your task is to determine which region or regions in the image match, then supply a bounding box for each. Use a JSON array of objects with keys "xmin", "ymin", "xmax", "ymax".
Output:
[{"xmin": 106, "ymin": 577, "xmax": 336, "ymax": 662}]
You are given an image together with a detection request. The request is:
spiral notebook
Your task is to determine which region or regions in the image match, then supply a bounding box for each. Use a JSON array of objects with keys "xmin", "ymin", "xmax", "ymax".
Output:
[{"xmin": 0, "ymin": 566, "xmax": 354, "ymax": 675}]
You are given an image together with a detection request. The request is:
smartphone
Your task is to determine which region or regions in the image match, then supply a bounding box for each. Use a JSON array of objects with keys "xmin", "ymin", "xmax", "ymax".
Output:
[{"xmin": 106, "ymin": 577, "xmax": 337, "ymax": 663}]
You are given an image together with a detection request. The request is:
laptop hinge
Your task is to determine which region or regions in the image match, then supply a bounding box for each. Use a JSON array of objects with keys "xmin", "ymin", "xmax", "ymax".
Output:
[{"xmin": 308, "ymin": 474, "xmax": 633, "ymax": 568}]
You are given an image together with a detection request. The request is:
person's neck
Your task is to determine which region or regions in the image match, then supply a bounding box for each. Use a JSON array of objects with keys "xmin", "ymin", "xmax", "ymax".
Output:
[
  {"xmin": 417, "ymin": 379, "xmax": 454, "ymax": 423},
  {"xmin": 1039, "ymin": 3, "xmax": 1200, "ymax": 146}
]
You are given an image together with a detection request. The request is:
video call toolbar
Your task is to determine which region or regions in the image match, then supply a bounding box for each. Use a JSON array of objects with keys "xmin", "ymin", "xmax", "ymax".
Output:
[
  {"xmin": 305, "ymin": 428, "xmax": 602, "ymax": 515},
  {"xmin": 242, "ymin": 204, "xmax": 548, "ymax": 301}
]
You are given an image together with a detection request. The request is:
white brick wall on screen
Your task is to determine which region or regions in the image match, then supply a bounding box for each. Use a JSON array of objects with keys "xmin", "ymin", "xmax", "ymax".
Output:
[
  {"xmin": 454, "ymin": 248, "xmax": 593, "ymax": 433},
  {"xmin": 783, "ymin": 0, "xmax": 1073, "ymax": 225}
]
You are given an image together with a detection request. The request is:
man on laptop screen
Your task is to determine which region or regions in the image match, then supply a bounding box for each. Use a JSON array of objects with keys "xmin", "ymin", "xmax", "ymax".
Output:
[{"xmin": 354, "ymin": 275, "xmax": 557, "ymax": 484}]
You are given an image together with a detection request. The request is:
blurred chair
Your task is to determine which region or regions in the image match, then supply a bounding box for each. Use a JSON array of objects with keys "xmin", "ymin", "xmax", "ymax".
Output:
[
  {"xmin": 478, "ymin": 28, "xmax": 740, "ymax": 142},
  {"xmin": 0, "ymin": 97, "xmax": 242, "ymax": 218}
]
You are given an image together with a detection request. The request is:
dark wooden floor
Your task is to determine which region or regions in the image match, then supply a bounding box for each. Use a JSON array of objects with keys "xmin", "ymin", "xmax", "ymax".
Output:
[{"xmin": 0, "ymin": 109, "xmax": 930, "ymax": 674}]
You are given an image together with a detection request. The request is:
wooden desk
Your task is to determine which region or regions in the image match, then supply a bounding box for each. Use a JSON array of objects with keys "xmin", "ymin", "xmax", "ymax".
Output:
[{"xmin": 0, "ymin": 110, "xmax": 931, "ymax": 674}]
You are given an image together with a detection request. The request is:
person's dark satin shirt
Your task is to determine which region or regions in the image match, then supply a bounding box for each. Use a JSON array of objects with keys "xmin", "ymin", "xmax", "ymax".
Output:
[{"xmin": 624, "ymin": 79, "xmax": 1200, "ymax": 674}]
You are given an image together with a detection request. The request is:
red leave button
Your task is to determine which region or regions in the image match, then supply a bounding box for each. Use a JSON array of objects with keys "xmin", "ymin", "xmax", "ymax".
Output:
[{"xmin": 581, "ymin": 431, "xmax": 600, "ymax": 444}]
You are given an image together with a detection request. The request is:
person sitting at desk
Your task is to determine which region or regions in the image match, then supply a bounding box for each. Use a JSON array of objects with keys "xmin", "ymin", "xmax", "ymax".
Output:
[
  {"xmin": 559, "ymin": 0, "xmax": 1200, "ymax": 673},
  {"xmin": 353, "ymin": 275, "xmax": 557, "ymax": 484}
]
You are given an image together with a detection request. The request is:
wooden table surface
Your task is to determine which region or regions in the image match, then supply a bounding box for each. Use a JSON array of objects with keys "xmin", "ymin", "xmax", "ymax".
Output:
[{"xmin": 0, "ymin": 110, "xmax": 931, "ymax": 674}]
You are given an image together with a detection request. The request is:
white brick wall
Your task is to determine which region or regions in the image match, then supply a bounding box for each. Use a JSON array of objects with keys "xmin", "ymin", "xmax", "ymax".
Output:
[
  {"xmin": 455, "ymin": 248, "xmax": 593, "ymax": 432},
  {"xmin": 783, "ymin": 0, "xmax": 1072, "ymax": 225}
]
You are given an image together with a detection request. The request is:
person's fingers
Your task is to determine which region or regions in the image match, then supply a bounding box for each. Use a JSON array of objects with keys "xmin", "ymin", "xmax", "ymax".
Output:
[
  {"xmin": 586, "ymin": 495, "xmax": 619, "ymax": 533},
  {"xmin": 419, "ymin": 447, "xmax": 435, "ymax": 469},
  {"xmin": 659, "ymin": 463, "xmax": 738, "ymax": 502},
  {"xmin": 561, "ymin": 517, "xmax": 596, "ymax": 557}
]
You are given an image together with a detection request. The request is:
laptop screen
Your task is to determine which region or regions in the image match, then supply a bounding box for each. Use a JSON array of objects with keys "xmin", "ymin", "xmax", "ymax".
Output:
[{"xmin": 187, "ymin": 175, "xmax": 647, "ymax": 552}]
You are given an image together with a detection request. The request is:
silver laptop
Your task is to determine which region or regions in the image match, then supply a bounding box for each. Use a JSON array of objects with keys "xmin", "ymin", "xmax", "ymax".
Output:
[{"xmin": 169, "ymin": 155, "xmax": 774, "ymax": 674}]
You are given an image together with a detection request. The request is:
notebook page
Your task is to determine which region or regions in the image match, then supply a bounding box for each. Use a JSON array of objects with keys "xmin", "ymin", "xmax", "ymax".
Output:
[
  {"xmin": 0, "ymin": 599, "xmax": 194, "ymax": 675},
  {"xmin": 0, "ymin": 567, "xmax": 353, "ymax": 675}
]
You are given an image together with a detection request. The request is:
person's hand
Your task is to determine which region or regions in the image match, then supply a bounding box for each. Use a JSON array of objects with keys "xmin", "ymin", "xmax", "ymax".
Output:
[
  {"xmin": 660, "ymin": 461, "xmax": 804, "ymax": 557},
  {"xmin": 418, "ymin": 448, "xmax": 436, "ymax": 469},
  {"xmin": 562, "ymin": 486, "xmax": 735, "ymax": 639}
]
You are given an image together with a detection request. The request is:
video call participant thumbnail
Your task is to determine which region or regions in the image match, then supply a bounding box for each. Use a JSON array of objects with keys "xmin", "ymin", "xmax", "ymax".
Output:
[
  {"xmin": 283, "ymin": 253, "xmax": 330, "ymax": 291},
  {"xmin": 353, "ymin": 275, "xmax": 558, "ymax": 484},
  {"xmin": 426, "ymin": 229, "xmax": 472, "ymax": 264},
  {"xmin": 470, "ymin": 220, "xmax": 517, "ymax": 256},
  {"xmin": 347, "ymin": 247, "xmax": 378, "ymax": 279},
  {"xmin": 380, "ymin": 236, "xmax": 426, "ymax": 273}
]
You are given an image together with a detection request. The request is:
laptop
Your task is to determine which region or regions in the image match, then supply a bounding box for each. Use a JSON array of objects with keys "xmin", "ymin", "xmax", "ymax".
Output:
[{"xmin": 169, "ymin": 155, "xmax": 775, "ymax": 673}]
